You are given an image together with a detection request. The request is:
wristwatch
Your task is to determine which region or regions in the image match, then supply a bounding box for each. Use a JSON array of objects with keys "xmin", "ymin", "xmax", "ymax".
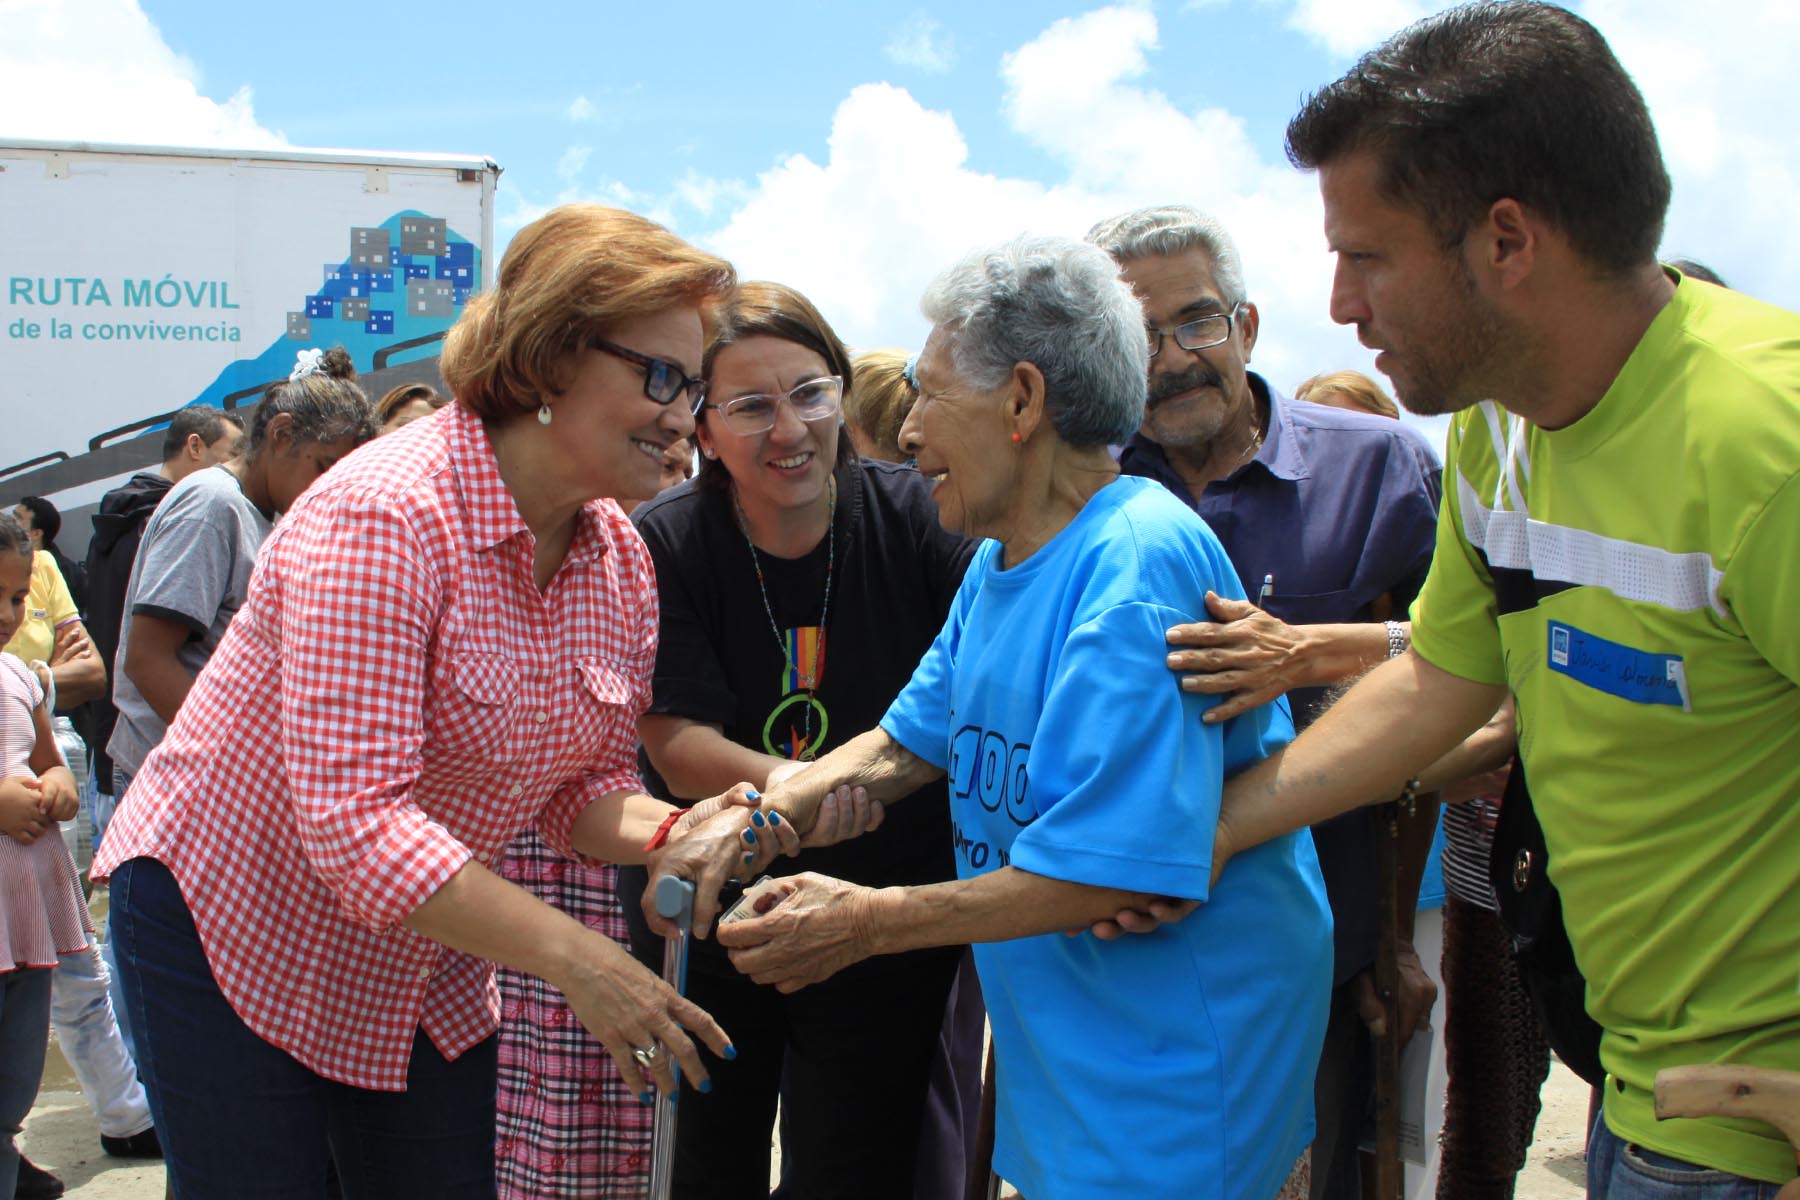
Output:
[{"xmin": 1384, "ymin": 620, "xmax": 1409, "ymax": 659}]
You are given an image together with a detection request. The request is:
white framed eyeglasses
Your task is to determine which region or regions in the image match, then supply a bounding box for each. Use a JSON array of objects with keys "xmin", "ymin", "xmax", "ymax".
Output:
[{"xmin": 701, "ymin": 376, "xmax": 843, "ymax": 435}]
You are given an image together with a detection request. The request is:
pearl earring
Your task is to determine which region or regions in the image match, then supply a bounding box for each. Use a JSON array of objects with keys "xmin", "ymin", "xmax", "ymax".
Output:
[{"xmin": 537, "ymin": 404, "xmax": 552, "ymax": 426}]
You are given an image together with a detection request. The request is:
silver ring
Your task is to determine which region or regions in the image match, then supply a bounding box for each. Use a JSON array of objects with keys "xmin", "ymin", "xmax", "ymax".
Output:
[{"xmin": 632, "ymin": 1045, "xmax": 663, "ymax": 1070}]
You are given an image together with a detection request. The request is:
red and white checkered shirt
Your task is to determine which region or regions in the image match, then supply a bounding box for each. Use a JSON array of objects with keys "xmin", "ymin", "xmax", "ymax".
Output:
[{"xmin": 93, "ymin": 402, "xmax": 659, "ymax": 1091}]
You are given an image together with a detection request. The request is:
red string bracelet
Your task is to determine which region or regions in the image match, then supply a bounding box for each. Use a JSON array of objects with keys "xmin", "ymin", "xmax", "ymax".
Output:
[{"xmin": 644, "ymin": 807, "xmax": 689, "ymax": 853}]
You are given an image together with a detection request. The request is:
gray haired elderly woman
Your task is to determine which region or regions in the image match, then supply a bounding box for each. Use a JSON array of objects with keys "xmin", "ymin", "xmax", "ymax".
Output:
[{"xmin": 708, "ymin": 235, "xmax": 1332, "ymax": 1200}]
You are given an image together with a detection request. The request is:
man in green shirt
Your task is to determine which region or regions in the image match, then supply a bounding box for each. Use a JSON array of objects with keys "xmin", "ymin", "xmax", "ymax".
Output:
[{"xmin": 1167, "ymin": 2, "xmax": 1800, "ymax": 1194}]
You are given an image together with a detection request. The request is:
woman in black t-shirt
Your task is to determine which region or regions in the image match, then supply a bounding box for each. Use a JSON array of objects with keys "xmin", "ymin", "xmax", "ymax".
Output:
[{"xmin": 624, "ymin": 282, "xmax": 976, "ymax": 1199}]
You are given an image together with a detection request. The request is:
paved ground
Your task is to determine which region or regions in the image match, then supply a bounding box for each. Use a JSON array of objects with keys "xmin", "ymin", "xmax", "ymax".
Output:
[
  {"xmin": 20, "ymin": 1048, "xmax": 163, "ymax": 1199},
  {"xmin": 24, "ymin": 1050, "xmax": 1593, "ymax": 1199},
  {"xmin": 22, "ymin": 881, "xmax": 1589, "ymax": 1198}
]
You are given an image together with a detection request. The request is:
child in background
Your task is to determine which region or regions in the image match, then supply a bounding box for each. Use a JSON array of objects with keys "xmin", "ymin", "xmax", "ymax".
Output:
[{"xmin": 0, "ymin": 510, "xmax": 89, "ymax": 1197}]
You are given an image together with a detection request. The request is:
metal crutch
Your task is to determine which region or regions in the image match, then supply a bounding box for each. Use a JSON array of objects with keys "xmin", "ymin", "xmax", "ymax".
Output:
[{"xmin": 649, "ymin": 875, "xmax": 696, "ymax": 1200}]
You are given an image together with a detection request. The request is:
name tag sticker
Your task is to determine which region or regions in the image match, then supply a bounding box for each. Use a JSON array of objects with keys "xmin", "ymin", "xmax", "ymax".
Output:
[{"xmin": 1547, "ymin": 621, "xmax": 1690, "ymax": 710}]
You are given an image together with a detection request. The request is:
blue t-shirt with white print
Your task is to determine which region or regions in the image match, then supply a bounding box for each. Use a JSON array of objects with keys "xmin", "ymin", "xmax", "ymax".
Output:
[{"xmin": 882, "ymin": 475, "xmax": 1332, "ymax": 1200}]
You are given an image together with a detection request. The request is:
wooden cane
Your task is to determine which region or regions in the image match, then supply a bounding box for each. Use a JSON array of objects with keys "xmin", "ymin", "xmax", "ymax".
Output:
[
  {"xmin": 1371, "ymin": 799, "xmax": 1405, "ymax": 1200},
  {"xmin": 964, "ymin": 1039, "xmax": 999, "ymax": 1200},
  {"xmin": 1655, "ymin": 1065, "xmax": 1800, "ymax": 1199}
]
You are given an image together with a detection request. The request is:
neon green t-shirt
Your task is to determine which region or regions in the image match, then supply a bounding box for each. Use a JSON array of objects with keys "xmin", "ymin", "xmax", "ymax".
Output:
[{"xmin": 1411, "ymin": 274, "xmax": 1800, "ymax": 1183}]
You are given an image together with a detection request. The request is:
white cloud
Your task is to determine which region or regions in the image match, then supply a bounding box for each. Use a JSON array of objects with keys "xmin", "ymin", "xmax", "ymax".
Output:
[
  {"xmin": 556, "ymin": 144, "xmax": 593, "ymax": 183},
  {"xmin": 1275, "ymin": 0, "xmax": 1800, "ymax": 317},
  {"xmin": 884, "ymin": 11, "xmax": 957, "ymax": 74},
  {"xmin": 498, "ymin": 174, "xmax": 674, "ymax": 243},
  {"xmin": 1276, "ymin": 0, "xmax": 1432, "ymax": 59},
  {"xmin": 565, "ymin": 94, "xmax": 596, "ymax": 122},
  {"xmin": 671, "ymin": 169, "xmax": 750, "ymax": 220},
  {"xmin": 696, "ymin": 5, "xmax": 1370, "ymax": 407},
  {"xmin": 0, "ymin": 0, "xmax": 283, "ymax": 147},
  {"xmin": 700, "ymin": 83, "xmax": 1054, "ymax": 342},
  {"xmin": 1578, "ymin": 0, "xmax": 1800, "ymax": 307}
]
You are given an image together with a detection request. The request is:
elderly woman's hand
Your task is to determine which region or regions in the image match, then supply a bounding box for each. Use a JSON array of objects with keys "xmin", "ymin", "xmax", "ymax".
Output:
[
  {"xmin": 763, "ymin": 761, "xmax": 886, "ymax": 849},
  {"xmin": 556, "ymin": 929, "xmax": 734, "ymax": 1098},
  {"xmin": 648, "ymin": 791, "xmax": 801, "ymax": 939},
  {"xmin": 716, "ymin": 872, "xmax": 886, "ymax": 993}
]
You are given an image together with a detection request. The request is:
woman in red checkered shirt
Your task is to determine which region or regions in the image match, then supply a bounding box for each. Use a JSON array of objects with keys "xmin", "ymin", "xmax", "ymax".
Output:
[{"xmin": 90, "ymin": 205, "xmax": 811, "ymax": 1199}]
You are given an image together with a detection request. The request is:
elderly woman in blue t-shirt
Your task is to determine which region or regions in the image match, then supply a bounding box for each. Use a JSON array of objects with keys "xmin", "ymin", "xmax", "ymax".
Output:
[{"xmin": 705, "ymin": 234, "xmax": 1332, "ymax": 1200}]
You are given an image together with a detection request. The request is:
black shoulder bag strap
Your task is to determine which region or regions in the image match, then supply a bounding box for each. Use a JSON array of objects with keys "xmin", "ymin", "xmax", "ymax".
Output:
[{"xmin": 1488, "ymin": 755, "xmax": 1607, "ymax": 1087}]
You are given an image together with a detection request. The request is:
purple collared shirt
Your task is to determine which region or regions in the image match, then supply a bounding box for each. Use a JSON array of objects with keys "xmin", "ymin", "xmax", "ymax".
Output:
[{"xmin": 1119, "ymin": 372, "xmax": 1443, "ymax": 981}]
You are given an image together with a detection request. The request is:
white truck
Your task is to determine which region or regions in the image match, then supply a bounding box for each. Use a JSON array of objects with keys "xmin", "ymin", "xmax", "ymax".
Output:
[{"xmin": 0, "ymin": 139, "xmax": 501, "ymax": 545}]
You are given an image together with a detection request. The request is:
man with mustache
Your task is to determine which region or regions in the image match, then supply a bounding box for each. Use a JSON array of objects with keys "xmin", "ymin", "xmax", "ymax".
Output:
[{"xmin": 1090, "ymin": 205, "xmax": 1443, "ymax": 1200}]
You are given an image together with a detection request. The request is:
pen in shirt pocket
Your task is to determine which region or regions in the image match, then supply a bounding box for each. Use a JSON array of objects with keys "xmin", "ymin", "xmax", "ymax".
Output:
[{"xmin": 1257, "ymin": 574, "xmax": 1274, "ymax": 605}]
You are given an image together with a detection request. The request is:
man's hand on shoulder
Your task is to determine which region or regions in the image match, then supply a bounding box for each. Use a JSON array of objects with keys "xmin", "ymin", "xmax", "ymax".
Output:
[{"xmin": 1166, "ymin": 592, "xmax": 1310, "ymax": 722}]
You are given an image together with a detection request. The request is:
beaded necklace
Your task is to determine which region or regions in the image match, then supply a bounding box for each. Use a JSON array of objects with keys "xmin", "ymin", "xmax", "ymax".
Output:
[{"xmin": 731, "ymin": 476, "xmax": 837, "ymax": 760}]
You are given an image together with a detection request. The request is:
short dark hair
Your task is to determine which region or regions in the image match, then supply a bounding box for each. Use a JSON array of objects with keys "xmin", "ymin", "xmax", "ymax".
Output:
[
  {"xmin": 15, "ymin": 496, "xmax": 59, "ymax": 547},
  {"xmin": 696, "ymin": 282, "xmax": 856, "ymax": 491},
  {"xmin": 247, "ymin": 346, "xmax": 377, "ymax": 457},
  {"xmin": 374, "ymin": 383, "xmax": 446, "ymax": 426},
  {"xmin": 0, "ymin": 511, "xmax": 30, "ymax": 559},
  {"xmin": 1285, "ymin": 1, "xmax": 1671, "ymax": 275},
  {"xmin": 1668, "ymin": 259, "xmax": 1729, "ymax": 289},
  {"xmin": 160, "ymin": 406, "xmax": 244, "ymax": 462}
]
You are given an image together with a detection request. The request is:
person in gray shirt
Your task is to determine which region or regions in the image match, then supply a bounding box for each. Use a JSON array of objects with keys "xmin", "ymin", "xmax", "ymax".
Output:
[{"xmin": 109, "ymin": 347, "xmax": 376, "ymax": 787}]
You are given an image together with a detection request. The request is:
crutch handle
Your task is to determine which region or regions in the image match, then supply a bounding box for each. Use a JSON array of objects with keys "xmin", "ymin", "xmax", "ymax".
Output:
[{"xmin": 655, "ymin": 875, "xmax": 697, "ymax": 928}]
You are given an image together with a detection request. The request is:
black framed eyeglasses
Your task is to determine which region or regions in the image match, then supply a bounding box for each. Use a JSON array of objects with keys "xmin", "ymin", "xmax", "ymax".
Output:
[
  {"xmin": 591, "ymin": 338, "xmax": 708, "ymax": 409},
  {"xmin": 701, "ymin": 376, "xmax": 843, "ymax": 436},
  {"xmin": 1146, "ymin": 303, "xmax": 1245, "ymax": 358}
]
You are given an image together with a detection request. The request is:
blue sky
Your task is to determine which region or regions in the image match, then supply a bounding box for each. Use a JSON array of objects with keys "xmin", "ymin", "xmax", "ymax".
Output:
[
  {"xmin": 6, "ymin": 0, "xmax": 1797, "ymax": 451},
  {"xmin": 126, "ymin": 1, "xmax": 1336, "ymax": 205}
]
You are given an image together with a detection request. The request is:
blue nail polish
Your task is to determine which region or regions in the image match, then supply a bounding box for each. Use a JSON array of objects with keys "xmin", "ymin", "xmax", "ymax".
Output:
[
  {"xmin": 741, "ymin": 852, "xmax": 754, "ymax": 865},
  {"xmin": 746, "ymin": 789, "xmax": 760, "ymax": 801},
  {"xmin": 723, "ymin": 1044, "xmax": 738, "ymax": 1061},
  {"xmin": 640, "ymin": 1090, "xmax": 654, "ymax": 1105},
  {"xmin": 742, "ymin": 828, "xmax": 757, "ymax": 845},
  {"xmin": 751, "ymin": 810, "xmax": 766, "ymax": 827},
  {"xmin": 769, "ymin": 812, "xmax": 782, "ymax": 826},
  {"xmin": 698, "ymin": 1078, "xmax": 714, "ymax": 1094}
]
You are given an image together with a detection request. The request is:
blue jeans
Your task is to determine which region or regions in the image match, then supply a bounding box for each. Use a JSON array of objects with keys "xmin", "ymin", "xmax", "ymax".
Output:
[
  {"xmin": 97, "ymin": 767, "xmax": 136, "ymax": 1063},
  {"xmin": 1, "ymin": 967, "xmax": 54, "ymax": 1197},
  {"xmin": 1589, "ymin": 1108, "xmax": 1788, "ymax": 1198},
  {"xmin": 111, "ymin": 857, "xmax": 498, "ymax": 1199}
]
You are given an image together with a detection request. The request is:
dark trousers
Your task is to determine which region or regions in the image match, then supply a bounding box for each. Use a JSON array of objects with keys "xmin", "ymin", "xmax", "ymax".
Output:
[
  {"xmin": 1437, "ymin": 895, "xmax": 1550, "ymax": 1200},
  {"xmin": 1310, "ymin": 978, "xmax": 1373, "ymax": 1200},
  {"xmin": 110, "ymin": 857, "xmax": 499, "ymax": 1200},
  {"xmin": 1, "ymin": 966, "xmax": 53, "ymax": 1198},
  {"xmin": 672, "ymin": 955, "xmax": 958, "ymax": 1200}
]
